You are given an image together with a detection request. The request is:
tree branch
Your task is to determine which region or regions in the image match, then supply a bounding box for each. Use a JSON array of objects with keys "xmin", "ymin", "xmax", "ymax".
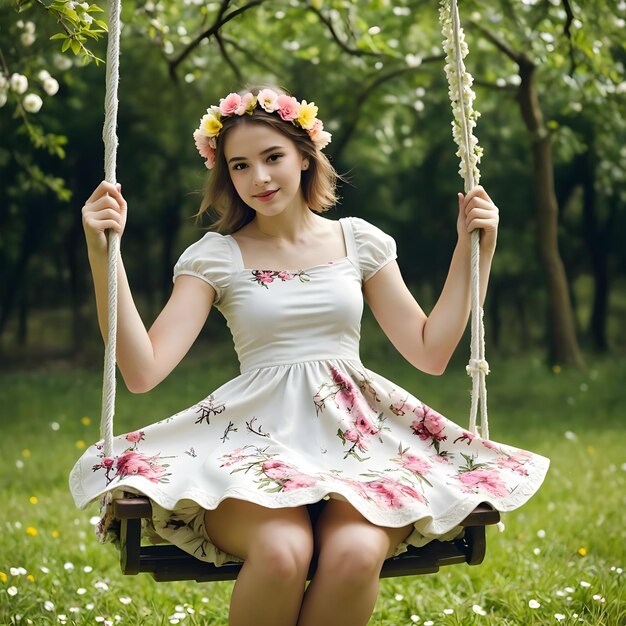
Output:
[
  {"xmin": 468, "ymin": 19, "xmax": 525, "ymax": 66},
  {"xmin": 215, "ymin": 31, "xmax": 242, "ymax": 83},
  {"xmin": 561, "ymin": 0, "xmax": 577, "ymax": 75},
  {"xmin": 307, "ymin": 3, "xmax": 382, "ymax": 58},
  {"xmin": 168, "ymin": 0, "xmax": 266, "ymax": 80},
  {"xmin": 332, "ymin": 55, "xmax": 444, "ymax": 161},
  {"xmin": 221, "ymin": 35, "xmax": 280, "ymax": 77}
]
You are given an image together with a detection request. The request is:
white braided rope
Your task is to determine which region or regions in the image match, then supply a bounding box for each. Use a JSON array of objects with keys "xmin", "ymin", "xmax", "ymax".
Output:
[
  {"xmin": 443, "ymin": 0, "xmax": 490, "ymax": 439},
  {"xmin": 100, "ymin": 0, "xmax": 122, "ymax": 459}
]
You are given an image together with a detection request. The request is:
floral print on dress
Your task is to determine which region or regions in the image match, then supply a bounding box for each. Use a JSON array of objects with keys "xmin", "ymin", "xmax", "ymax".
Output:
[
  {"xmin": 92, "ymin": 435, "xmax": 172, "ymax": 487},
  {"xmin": 315, "ymin": 366, "xmax": 388, "ymax": 461},
  {"xmin": 332, "ymin": 474, "xmax": 426, "ymax": 509},
  {"xmin": 194, "ymin": 395, "xmax": 226, "ymax": 426},
  {"xmin": 389, "ymin": 391, "xmax": 448, "ymax": 454},
  {"xmin": 455, "ymin": 453, "xmax": 510, "ymax": 497},
  {"xmin": 219, "ymin": 445, "xmax": 317, "ymax": 493},
  {"xmin": 251, "ymin": 269, "xmax": 310, "ymax": 288}
]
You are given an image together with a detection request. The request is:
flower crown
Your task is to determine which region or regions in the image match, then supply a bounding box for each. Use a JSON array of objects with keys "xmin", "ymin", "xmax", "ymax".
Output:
[{"xmin": 193, "ymin": 88, "xmax": 332, "ymax": 169}]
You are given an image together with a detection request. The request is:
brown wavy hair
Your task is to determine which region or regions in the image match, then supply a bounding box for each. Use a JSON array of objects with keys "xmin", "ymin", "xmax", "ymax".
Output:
[{"xmin": 195, "ymin": 85, "xmax": 340, "ymax": 233}]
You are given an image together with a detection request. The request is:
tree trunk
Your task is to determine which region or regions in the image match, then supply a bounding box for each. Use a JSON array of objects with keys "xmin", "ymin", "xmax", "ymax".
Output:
[
  {"xmin": 581, "ymin": 146, "xmax": 610, "ymax": 351},
  {"xmin": 517, "ymin": 59, "xmax": 585, "ymax": 368}
]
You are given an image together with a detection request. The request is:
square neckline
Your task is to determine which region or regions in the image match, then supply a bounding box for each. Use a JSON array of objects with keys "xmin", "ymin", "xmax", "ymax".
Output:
[{"xmin": 226, "ymin": 217, "xmax": 357, "ymax": 273}]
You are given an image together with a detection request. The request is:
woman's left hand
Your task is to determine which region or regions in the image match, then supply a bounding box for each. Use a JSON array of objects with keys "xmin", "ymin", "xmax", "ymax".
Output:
[{"xmin": 457, "ymin": 185, "xmax": 499, "ymax": 251}]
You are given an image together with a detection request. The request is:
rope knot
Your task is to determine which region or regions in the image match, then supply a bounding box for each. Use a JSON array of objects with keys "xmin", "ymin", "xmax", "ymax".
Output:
[{"xmin": 466, "ymin": 358, "xmax": 490, "ymax": 376}]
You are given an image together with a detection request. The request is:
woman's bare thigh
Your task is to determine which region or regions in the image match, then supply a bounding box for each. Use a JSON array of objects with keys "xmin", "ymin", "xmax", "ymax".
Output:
[
  {"xmin": 203, "ymin": 499, "xmax": 313, "ymax": 560},
  {"xmin": 313, "ymin": 499, "xmax": 413, "ymax": 560}
]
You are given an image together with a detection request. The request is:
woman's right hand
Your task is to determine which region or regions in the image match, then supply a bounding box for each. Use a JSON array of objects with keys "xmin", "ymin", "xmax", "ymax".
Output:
[{"xmin": 82, "ymin": 180, "xmax": 127, "ymax": 255}]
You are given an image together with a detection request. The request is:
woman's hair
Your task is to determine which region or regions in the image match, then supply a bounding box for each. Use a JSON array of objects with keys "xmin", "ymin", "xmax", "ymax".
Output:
[{"xmin": 195, "ymin": 85, "xmax": 340, "ymax": 233}]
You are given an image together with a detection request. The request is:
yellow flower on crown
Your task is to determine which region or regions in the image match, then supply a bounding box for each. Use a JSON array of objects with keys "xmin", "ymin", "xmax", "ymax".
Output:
[
  {"xmin": 296, "ymin": 100, "xmax": 318, "ymax": 130},
  {"xmin": 200, "ymin": 106, "xmax": 223, "ymax": 138}
]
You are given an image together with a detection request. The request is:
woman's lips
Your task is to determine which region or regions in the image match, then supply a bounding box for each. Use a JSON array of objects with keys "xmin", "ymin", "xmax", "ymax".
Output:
[{"xmin": 254, "ymin": 189, "xmax": 279, "ymax": 202}]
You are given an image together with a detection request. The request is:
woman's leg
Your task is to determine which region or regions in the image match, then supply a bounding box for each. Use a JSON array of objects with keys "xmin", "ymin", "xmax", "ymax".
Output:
[
  {"xmin": 204, "ymin": 500, "xmax": 314, "ymax": 626},
  {"xmin": 297, "ymin": 500, "xmax": 412, "ymax": 626}
]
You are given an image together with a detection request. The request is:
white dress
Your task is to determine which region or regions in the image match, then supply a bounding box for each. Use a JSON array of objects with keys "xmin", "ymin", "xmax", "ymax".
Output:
[{"xmin": 69, "ymin": 217, "xmax": 550, "ymax": 566}]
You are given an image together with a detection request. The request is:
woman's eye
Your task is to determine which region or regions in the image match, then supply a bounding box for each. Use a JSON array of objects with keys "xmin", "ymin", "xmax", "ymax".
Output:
[
  {"xmin": 233, "ymin": 163, "xmax": 247, "ymax": 171},
  {"xmin": 268, "ymin": 153, "xmax": 283, "ymax": 162}
]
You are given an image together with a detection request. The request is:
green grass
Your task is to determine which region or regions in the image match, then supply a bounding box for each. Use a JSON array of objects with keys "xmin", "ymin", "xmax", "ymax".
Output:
[{"xmin": 1, "ymin": 351, "xmax": 625, "ymax": 625}]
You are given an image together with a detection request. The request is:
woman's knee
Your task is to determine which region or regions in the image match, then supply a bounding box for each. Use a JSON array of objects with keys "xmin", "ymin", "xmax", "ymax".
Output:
[
  {"xmin": 248, "ymin": 530, "xmax": 314, "ymax": 580},
  {"xmin": 316, "ymin": 539, "xmax": 387, "ymax": 586}
]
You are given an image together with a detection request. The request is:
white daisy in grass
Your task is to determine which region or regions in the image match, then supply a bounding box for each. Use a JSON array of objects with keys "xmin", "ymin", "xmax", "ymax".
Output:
[
  {"xmin": 89, "ymin": 516, "xmax": 100, "ymax": 525},
  {"xmin": 86, "ymin": 603, "xmax": 95, "ymax": 610},
  {"xmin": 10, "ymin": 567, "xmax": 27, "ymax": 576},
  {"xmin": 7, "ymin": 586, "xmax": 18, "ymax": 596},
  {"xmin": 528, "ymin": 599, "xmax": 541, "ymax": 609},
  {"xmin": 77, "ymin": 588, "xmax": 87, "ymax": 595},
  {"xmin": 580, "ymin": 580, "xmax": 591, "ymax": 588},
  {"xmin": 50, "ymin": 421, "xmax": 60, "ymax": 430},
  {"xmin": 533, "ymin": 548, "xmax": 541, "ymax": 555},
  {"xmin": 564, "ymin": 586, "xmax": 575, "ymax": 593},
  {"xmin": 44, "ymin": 600, "xmax": 55, "ymax": 611},
  {"xmin": 68, "ymin": 607, "xmax": 80, "ymax": 613},
  {"xmin": 58, "ymin": 615, "xmax": 68, "ymax": 624},
  {"xmin": 40, "ymin": 566, "xmax": 50, "ymax": 574},
  {"xmin": 423, "ymin": 621, "xmax": 434, "ymax": 626},
  {"xmin": 592, "ymin": 594, "xmax": 606, "ymax": 602},
  {"xmin": 94, "ymin": 580, "xmax": 109, "ymax": 591},
  {"xmin": 472, "ymin": 604, "xmax": 487, "ymax": 616},
  {"xmin": 443, "ymin": 608, "xmax": 454, "ymax": 614},
  {"xmin": 83, "ymin": 565, "xmax": 93, "ymax": 573},
  {"xmin": 119, "ymin": 596, "xmax": 132, "ymax": 605},
  {"xmin": 554, "ymin": 614, "xmax": 566, "ymax": 622},
  {"xmin": 410, "ymin": 616, "xmax": 420, "ymax": 623},
  {"xmin": 537, "ymin": 529, "xmax": 546, "ymax": 538},
  {"xmin": 394, "ymin": 593, "xmax": 404, "ymax": 601},
  {"xmin": 64, "ymin": 562, "xmax": 75, "ymax": 571}
]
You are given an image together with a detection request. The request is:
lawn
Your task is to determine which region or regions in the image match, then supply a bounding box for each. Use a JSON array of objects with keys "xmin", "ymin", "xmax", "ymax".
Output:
[{"xmin": 1, "ymin": 348, "xmax": 624, "ymax": 625}]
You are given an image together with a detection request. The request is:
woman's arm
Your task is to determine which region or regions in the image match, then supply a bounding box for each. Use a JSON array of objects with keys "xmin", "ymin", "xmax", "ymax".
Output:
[
  {"xmin": 83, "ymin": 181, "xmax": 215, "ymax": 393},
  {"xmin": 363, "ymin": 186, "xmax": 498, "ymax": 375}
]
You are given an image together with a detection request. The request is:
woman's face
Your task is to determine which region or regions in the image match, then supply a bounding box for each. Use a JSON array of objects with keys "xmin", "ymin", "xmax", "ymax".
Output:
[{"xmin": 223, "ymin": 122, "xmax": 309, "ymax": 218}]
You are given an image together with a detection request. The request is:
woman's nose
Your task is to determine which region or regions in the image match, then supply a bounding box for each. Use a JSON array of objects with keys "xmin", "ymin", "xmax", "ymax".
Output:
[{"xmin": 253, "ymin": 165, "xmax": 271, "ymax": 186}]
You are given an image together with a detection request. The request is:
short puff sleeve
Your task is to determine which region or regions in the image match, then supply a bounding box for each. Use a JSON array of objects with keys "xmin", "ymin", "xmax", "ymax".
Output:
[
  {"xmin": 350, "ymin": 217, "xmax": 397, "ymax": 282},
  {"xmin": 173, "ymin": 231, "xmax": 232, "ymax": 304}
]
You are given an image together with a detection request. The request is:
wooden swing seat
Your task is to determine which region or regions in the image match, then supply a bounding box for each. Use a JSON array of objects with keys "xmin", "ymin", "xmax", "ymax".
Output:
[{"xmin": 113, "ymin": 497, "xmax": 500, "ymax": 581}]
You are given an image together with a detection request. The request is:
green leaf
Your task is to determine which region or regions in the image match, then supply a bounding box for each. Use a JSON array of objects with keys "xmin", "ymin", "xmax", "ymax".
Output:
[
  {"xmin": 71, "ymin": 39, "xmax": 81, "ymax": 55},
  {"xmin": 61, "ymin": 38, "xmax": 72, "ymax": 52},
  {"xmin": 49, "ymin": 33, "xmax": 68, "ymax": 41}
]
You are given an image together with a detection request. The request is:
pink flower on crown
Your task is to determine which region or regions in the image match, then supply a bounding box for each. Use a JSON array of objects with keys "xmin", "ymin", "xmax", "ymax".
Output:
[
  {"xmin": 276, "ymin": 94, "xmax": 300, "ymax": 121},
  {"xmin": 257, "ymin": 88, "xmax": 279, "ymax": 112},
  {"xmin": 193, "ymin": 130, "xmax": 216, "ymax": 169},
  {"xmin": 219, "ymin": 92, "xmax": 242, "ymax": 116},
  {"xmin": 309, "ymin": 119, "xmax": 332, "ymax": 149},
  {"xmin": 235, "ymin": 92, "xmax": 256, "ymax": 116}
]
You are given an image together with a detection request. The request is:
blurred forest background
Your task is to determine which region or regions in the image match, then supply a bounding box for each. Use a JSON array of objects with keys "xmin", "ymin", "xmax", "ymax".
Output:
[{"xmin": 1, "ymin": 0, "xmax": 625, "ymax": 371}]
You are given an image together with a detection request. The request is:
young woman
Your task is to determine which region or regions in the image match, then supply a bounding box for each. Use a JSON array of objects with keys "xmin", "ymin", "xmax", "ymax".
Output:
[{"xmin": 70, "ymin": 86, "xmax": 549, "ymax": 626}]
